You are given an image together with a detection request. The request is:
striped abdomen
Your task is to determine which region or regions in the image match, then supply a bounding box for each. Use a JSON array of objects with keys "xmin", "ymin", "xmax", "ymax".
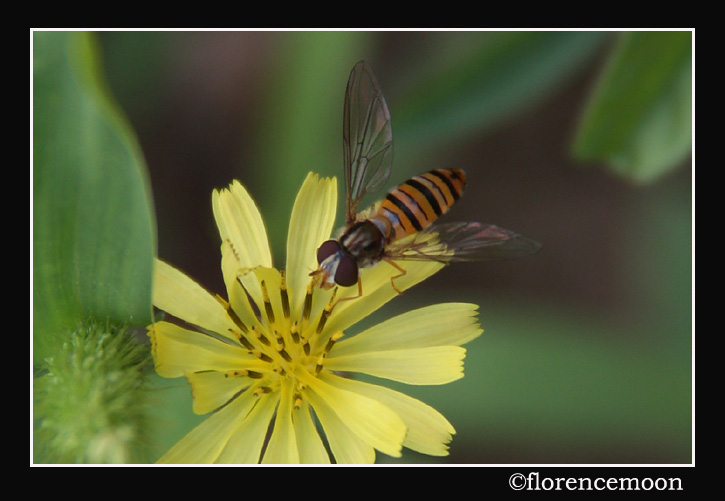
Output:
[{"xmin": 374, "ymin": 168, "xmax": 466, "ymax": 242}]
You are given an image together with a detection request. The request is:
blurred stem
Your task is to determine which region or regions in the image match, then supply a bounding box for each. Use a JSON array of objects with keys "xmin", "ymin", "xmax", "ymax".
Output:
[{"xmin": 250, "ymin": 32, "xmax": 372, "ymax": 263}]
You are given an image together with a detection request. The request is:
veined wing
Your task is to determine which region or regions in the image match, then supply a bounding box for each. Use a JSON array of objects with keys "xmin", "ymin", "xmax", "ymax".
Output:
[
  {"xmin": 385, "ymin": 222, "xmax": 542, "ymax": 263},
  {"xmin": 343, "ymin": 61, "xmax": 394, "ymax": 223}
]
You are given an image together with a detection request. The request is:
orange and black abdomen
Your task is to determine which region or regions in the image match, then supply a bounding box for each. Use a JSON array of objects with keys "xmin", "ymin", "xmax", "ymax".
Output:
[{"xmin": 375, "ymin": 168, "xmax": 466, "ymax": 242}]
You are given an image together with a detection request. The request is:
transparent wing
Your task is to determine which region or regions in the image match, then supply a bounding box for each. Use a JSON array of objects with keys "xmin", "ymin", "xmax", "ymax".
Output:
[
  {"xmin": 343, "ymin": 61, "xmax": 394, "ymax": 223},
  {"xmin": 385, "ymin": 222, "xmax": 542, "ymax": 263}
]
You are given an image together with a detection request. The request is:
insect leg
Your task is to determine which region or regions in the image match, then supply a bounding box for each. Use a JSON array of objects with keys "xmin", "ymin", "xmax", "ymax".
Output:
[
  {"xmin": 384, "ymin": 258, "xmax": 407, "ymax": 294},
  {"xmin": 332, "ymin": 277, "xmax": 363, "ymax": 310}
]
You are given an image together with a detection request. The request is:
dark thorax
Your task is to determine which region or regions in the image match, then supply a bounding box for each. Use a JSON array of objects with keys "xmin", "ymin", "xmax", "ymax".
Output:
[{"xmin": 339, "ymin": 220, "xmax": 387, "ymax": 268}]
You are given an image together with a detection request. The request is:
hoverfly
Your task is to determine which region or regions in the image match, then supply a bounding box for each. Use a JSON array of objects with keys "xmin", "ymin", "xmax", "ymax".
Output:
[{"xmin": 311, "ymin": 61, "xmax": 541, "ymax": 297}]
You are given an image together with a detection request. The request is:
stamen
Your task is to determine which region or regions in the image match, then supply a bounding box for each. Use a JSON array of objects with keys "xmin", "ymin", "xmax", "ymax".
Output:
[
  {"xmin": 246, "ymin": 370, "xmax": 264, "ymax": 379},
  {"xmin": 302, "ymin": 280, "xmax": 314, "ymax": 321},
  {"xmin": 316, "ymin": 288, "xmax": 337, "ymax": 334},
  {"xmin": 324, "ymin": 331, "xmax": 344, "ymax": 353},
  {"xmin": 216, "ymin": 294, "xmax": 248, "ymax": 333},
  {"xmin": 250, "ymin": 326, "xmax": 270, "ymax": 346},
  {"xmin": 316, "ymin": 333, "xmax": 343, "ymax": 375},
  {"xmin": 254, "ymin": 386, "xmax": 272, "ymax": 396},
  {"xmin": 278, "ymin": 348, "xmax": 292, "ymax": 363},
  {"xmin": 315, "ymin": 354, "xmax": 325, "ymax": 375},
  {"xmin": 293, "ymin": 394, "xmax": 303, "ymax": 409},
  {"xmin": 251, "ymin": 349, "xmax": 272, "ymax": 363},
  {"xmin": 290, "ymin": 322, "xmax": 300, "ymax": 344},
  {"xmin": 280, "ymin": 270, "xmax": 290, "ymax": 319},
  {"xmin": 274, "ymin": 329, "xmax": 285, "ymax": 349},
  {"xmin": 224, "ymin": 369, "xmax": 249, "ymax": 378},
  {"xmin": 236, "ymin": 276, "xmax": 262, "ymax": 321},
  {"xmin": 230, "ymin": 329, "xmax": 254, "ymax": 350},
  {"xmin": 260, "ymin": 280, "xmax": 275, "ymax": 324}
]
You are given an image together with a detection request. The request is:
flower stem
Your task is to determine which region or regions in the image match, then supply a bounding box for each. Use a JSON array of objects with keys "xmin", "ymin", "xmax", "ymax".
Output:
[{"xmin": 33, "ymin": 320, "xmax": 152, "ymax": 463}]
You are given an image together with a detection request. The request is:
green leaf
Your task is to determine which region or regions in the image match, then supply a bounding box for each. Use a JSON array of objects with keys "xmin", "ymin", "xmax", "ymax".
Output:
[
  {"xmin": 33, "ymin": 32, "xmax": 156, "ymax": 359},
  {"xmin": 572, "ymin": 31, "xmax": 692, "ymax": 182}
]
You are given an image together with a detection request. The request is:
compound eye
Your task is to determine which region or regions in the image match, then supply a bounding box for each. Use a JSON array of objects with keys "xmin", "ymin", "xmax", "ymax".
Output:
[
  {"xmin": 317, "ymin": 240, "xmax": 341, "ymax": 264},
  {"xmin": 334, "ymin": 253, "xmax": 359, "ymax": 287}
]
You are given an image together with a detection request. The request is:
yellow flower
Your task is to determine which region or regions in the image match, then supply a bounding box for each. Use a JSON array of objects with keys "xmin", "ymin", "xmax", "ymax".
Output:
[{"xmin": 148, "ymin": 173, "xmax": 482, "ymax": 463}]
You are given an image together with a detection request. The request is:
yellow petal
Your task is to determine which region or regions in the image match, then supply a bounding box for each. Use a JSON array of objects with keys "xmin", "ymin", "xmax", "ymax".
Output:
[
  {"xmin": 326, "ymin": 373, "xmax": 455, "ymax": 456},
  {"xmin": 152, "ymin": 259, "xmax": 237, "ymax": 340},
  {"xmin": 323, "ymin": 259, "xmax": 444, "ymax": 335},
  {"xmin": 215, "ymin": 392, "xmax": 279, "ymax": 463},
  {"xmin": 219, "ymin": 241, "xmax": 261, "ymax": 330},
  {"xmin": 185, "ymin": 370, "xmax": 251, "ymax": 415},
  {"xmin": 244, "ymin": 267, "xmax": 286, "ymax": 328},
  {"xmin": 212, "ymin": 180, "xmax": 272, "ymax": 269},
  {"xmin": 261, "ymin": 380, "xmax": 299, "ymax": 463},
  {"xmin": 304, "ymin": 386, "xmax": 375, "ymax": 464},
  {"xmin": 230, "ymin": 266, "xmax": 298, "ymax": 343},
  {"xmin": 301, "ymin": 371, "xmax": 406, "ymax": 458},
  {"xmin": 285, "ymin": 173, "xmax": 337, "ymax": 319},
  {"xmin": 333, "ymin": 303, "xmax": 482, "ymax": 357},
  {"xmin": 325, "ymin": 346, "xmax": 466, "ymax": 385},
  {"xmin": 293, "ymin": 401, "xmax": 331, "ymax": 464},
  {"xmin": 157, "ymin": 386, "xmax": 267, "ymax": 464},
  {"xmin": 149, "ymin": 321, "xmax": 263, "ymax": 378}
]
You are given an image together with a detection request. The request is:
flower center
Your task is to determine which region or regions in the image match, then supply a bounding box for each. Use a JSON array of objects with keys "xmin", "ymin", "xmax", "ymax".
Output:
[{"xmin": 217, "ymin": 270, "xmax": 343, "ymax": 407}]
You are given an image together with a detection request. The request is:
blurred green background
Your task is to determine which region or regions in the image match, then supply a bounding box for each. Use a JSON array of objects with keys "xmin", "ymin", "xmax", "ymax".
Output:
[{"xmin": 35, "ymin": 30, "xmax": 692, "ymax": 464}]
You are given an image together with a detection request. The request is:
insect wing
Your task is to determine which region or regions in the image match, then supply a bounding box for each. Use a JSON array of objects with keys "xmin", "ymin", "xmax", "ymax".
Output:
[
  {"xmin": 343, "ymin": 61, "xmax": 394, "ymax": 223},
  {"xmin": 385, "ymin": 222, "xmax": 542, "ymax": 263}
]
